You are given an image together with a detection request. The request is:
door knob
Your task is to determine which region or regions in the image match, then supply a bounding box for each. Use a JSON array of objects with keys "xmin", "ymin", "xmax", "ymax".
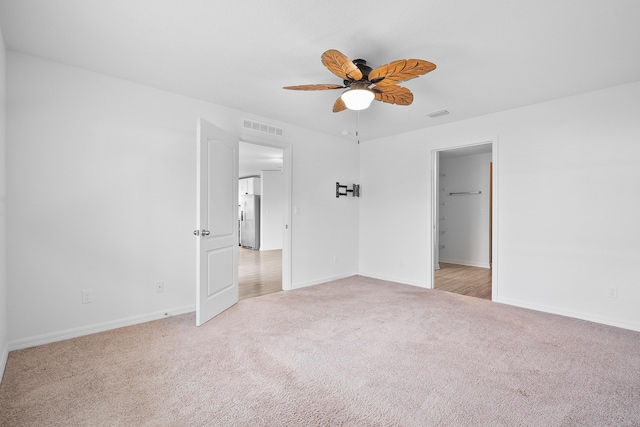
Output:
[{"xmin": 201, "ymin": 230, "xmax": 210, "ymax": 236}]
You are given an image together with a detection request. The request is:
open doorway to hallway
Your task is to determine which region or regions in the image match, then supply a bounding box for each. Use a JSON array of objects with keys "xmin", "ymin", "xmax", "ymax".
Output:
[
  {"xmin": 239, "ymin": 247, "xmax": 282, "ymax": 300},
  {"xmin": 238, "ymin": 142, "xmax": 287, "ymax": 300},
  {"xmin": 432, "ymin": 142, "xmax": 495, "ymax": 300}
]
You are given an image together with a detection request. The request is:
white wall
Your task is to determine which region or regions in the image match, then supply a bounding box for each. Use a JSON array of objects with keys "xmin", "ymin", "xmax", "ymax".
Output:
[
  {"xmin": 6, "ymin": 51, "xmax": 359, "ymax": 348},
  {"xmin": 0, "ymin": 25, "xmax": 8, "ymax": 376},
  {"xmin": 260, "ymin": 170, "xmax": 284, "ymax": 251},
  {"xmin": 290, "ymin": 127, "xmax": 360, "ymax": 287},
  {"xmin": 360, "ymin": 81, "xmax": 640, "ymax": 331},
  {"xmin": 439, "ymin": 152, "xmax": 491, "ymax": 267}
]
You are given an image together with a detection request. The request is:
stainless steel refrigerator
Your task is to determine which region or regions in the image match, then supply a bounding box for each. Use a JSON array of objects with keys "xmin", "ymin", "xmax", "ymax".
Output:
[{"xmin": 239, "ymin": 194, "xmax": 260, "ymax": 249}]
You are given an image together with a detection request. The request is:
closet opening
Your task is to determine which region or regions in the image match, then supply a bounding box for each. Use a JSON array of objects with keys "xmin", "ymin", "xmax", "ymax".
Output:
[{"xmin": 431, "ymin": 142, "xmax": 497, "ymax": 300}]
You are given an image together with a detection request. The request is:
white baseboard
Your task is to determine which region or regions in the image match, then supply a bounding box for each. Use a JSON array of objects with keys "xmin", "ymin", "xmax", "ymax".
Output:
[
  {"xmin": 291, "ymin": 273, "xmax": 358, "ymax": 290},
  {"xmin": 8, "ymin": 305, "xmax": 196, "ymax": 351},
  {"xmin": 494, "ymin": 296, "xmax": 640, "ymax": 333},
  {"xmin": 259, "ymin": 246, "xmax": 282, "ymax": 251},
  {"xmin": 0, "ymin": 342, "xmax": 8, "ymax": 384},
  {"xmin": 358, "ymin": 272, "xmax": 430, "ymax": 289},
  {"xmin": 439, "ymin": 258, "xmax": 490, "ymax": 269}
]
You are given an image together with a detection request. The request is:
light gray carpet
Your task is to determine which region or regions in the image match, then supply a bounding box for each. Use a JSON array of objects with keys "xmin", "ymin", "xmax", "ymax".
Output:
[{"xmin": 1, "ymin": 276, "xmax": 639, "ymax": 426}]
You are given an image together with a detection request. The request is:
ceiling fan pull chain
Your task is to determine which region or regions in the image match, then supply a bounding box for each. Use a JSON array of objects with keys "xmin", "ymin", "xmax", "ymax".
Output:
[{"xmin": 356, "ymin": 110, "xmax": 360, "ymax": 144}]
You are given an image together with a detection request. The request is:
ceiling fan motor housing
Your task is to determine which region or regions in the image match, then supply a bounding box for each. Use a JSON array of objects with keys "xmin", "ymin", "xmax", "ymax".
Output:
[{"xmin": 344, "ymin": 59, "xmax": 372, "ymax": 86}]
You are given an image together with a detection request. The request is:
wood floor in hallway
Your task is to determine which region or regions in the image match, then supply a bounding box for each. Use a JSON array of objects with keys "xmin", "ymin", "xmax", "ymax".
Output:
[
  {"xmin": 239, "ymin": 247, "xmax": 282, "ymax": 300},
  {"xmin": 434, "ymin": 262, "xmax": 492, "ymax": 300},
  {"xmin": 238, "ymin": 252, "xmax": 490, "ymax": 301}
]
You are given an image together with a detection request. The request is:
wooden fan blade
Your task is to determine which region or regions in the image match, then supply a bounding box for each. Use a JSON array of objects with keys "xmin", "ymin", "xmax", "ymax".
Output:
[
  {"xmin": 321, "ymin": 49, "xmax": 363, "ymax": 82},
  {"xmin": 371, "ymin": 85, "xmax": 414, "ymax": 106},
  {"xmin": 368, "ymin": 59, "xmax": 436, "ymax": 86},
  {"xmin": 283, "ymin": 84, "xmax": 345, "ymax": 91},
  {"xmin": 333, "ymin": 96, "xmax": 347, "ymax": 113}
]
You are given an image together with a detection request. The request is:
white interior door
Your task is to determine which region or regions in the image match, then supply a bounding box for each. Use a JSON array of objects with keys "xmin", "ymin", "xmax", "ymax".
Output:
[{"xmin": 195, "ymin": 118, "xmax": 239, "ymax": 326}]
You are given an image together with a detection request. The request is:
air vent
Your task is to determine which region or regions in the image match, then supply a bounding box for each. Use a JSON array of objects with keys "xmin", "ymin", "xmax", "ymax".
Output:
[
  {"xmin": 426, "ymin": 109, "xmax": 450, "ymax": 118},
  {"xmin": 242, "ymin": 118, "xmax": 284, "ymax": 138}
]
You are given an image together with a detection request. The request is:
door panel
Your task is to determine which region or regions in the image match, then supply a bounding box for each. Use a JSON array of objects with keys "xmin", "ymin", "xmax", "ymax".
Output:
[
  {"xmin": 207, "ymin": 247, "xmax": 234, "ymax": 296},
  {"xmin": 208, "ymin": 141, "xmax": 235, "ymax": 237}
]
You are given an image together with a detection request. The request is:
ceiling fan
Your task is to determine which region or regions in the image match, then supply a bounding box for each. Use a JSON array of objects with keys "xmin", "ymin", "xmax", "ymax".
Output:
[{"xmin": 283, "ymin": 49, "xmax": 436, "ymax": 112}]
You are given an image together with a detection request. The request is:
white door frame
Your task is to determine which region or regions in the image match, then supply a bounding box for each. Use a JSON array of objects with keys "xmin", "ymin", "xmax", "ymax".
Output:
[
  {"xmin": 239, "ymin": 136, "xmax": 293, "ymax": 291},
  {"xmin": 430, "ymin": 138, "xmax": 499, "ymax": 300}
]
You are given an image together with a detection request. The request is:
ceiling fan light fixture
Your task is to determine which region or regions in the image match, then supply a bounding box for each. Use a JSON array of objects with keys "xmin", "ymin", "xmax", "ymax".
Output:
[{"xmin": 341, "ymin": 88, "xmax": 374, "ymax": 111}]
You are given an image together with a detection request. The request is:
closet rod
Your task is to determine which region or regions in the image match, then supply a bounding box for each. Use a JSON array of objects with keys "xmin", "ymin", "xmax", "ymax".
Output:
[{"xmin": 449, "ymin": 191, "xmax": 482, "ymax": 195}]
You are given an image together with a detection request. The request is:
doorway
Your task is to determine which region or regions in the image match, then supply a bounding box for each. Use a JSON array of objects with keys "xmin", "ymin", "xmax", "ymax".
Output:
[
  {"xmin": 431, "ymin": 142, "xmax": 497, "ymax": 300},
  {"xmin": 238, "ymin": 140, "xmax": 292, "ymax": 299}
]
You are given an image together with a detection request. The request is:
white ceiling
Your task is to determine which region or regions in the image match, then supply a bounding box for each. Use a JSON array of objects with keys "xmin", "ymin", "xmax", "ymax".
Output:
[{"xmin": 1, "ymin": 1, "xmax": 639, "ymax": 142}]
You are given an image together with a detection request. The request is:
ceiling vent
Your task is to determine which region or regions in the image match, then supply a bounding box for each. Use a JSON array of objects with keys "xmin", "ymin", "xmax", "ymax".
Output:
[
  {"xmin": 242, "ymin": 118, "xmax": 284, "ymax": 138},
  {"xmin": 426, "ymin": 109, "xmax": 450, "ymax": 118}
]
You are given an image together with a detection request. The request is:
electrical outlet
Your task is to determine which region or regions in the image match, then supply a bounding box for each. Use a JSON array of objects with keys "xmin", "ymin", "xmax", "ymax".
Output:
[
  {"xmin": 155, "ymin": 281, "xmax": 165, "ymax": 293},
  {"xmin": 607, "ymin": 287, "xmax": 618, "ymax": 298},
  {"xmin": 82, "ymin": 289, "xmax": 93, "ymax": 304}
]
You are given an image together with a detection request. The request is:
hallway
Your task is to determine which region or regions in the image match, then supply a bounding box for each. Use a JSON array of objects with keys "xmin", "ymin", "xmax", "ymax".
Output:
[{"xmin": 238, "ymin": 248, "xmax": 282, "ymax": 300}]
